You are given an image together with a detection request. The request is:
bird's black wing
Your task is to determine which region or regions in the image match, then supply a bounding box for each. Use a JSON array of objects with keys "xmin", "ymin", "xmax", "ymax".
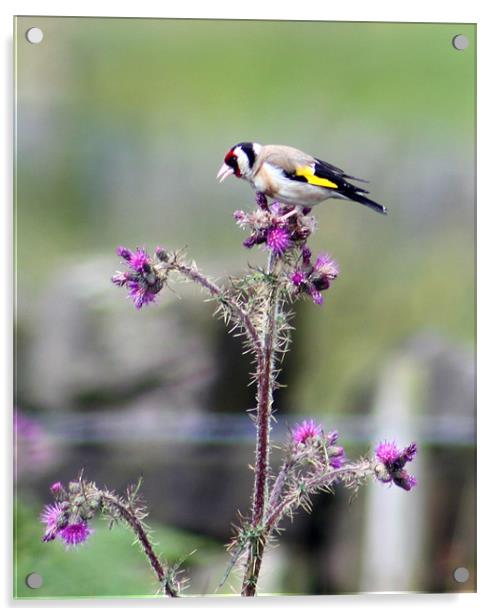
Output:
[
  {"xmin": 282, "ymin": 156, "xmax": 387, "ymax": 214},
  {"xmin": 313, "ymin": 159, "xmax": 388, "ymax": 215},
  {"xmin": 314, "ymin": 158, "xmax": 370, "ymax": 187}
]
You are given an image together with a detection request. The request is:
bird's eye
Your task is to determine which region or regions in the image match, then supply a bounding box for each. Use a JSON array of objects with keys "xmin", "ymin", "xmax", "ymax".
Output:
[
  {"xmin": 224, "ymin": 152, "xmax": 236, "ymax": 165},
  {"xmin": 225, "ymin": 152, "xmax": 241, "ymax": 176}
]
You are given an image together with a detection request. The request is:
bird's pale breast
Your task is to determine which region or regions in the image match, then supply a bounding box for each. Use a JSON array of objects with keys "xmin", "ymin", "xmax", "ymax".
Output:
[{"xmin": 251, "ymin": 163, "xmax": 332, "ymax": 206}]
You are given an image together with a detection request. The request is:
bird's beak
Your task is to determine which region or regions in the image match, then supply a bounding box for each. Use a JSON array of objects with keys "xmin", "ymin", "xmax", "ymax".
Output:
[{"xmin": 217, "ymin": 163, "xmax": 234, "ymax": 183}]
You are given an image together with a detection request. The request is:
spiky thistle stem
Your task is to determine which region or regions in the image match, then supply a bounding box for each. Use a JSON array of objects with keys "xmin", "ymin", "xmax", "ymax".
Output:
[
  {"xmin": 265, "ymin": 459, "xmax": 374, "ymax": 533},
  {"xmin": 241, "ymin": 252, "xmax": 281, "ymax": 596},
  {"xmin": 156, "ymin": 255, "xmax": 264, "ymax": 367},
  {"xmin": 100, "ymin": 491, "xmax": 179, "ymax": 598},
  {"xmin": 267, "ymin": 458, "xmax": 294, "ymax": 513}
]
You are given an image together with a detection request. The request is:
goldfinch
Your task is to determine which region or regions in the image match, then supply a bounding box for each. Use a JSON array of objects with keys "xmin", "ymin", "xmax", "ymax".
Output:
[{"xmin": 217, "ymin": 142, "xmax": 387, "ymax": 215}]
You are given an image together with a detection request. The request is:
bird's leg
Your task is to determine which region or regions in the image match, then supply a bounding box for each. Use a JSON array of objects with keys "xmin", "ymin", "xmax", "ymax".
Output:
[
  {"xmin": 255, "ymin": 192, "xmax": 269, "ymax": 211},
  {"xmin": 278, "ymin": 207, "xmax": 298, "ymax": 221}
]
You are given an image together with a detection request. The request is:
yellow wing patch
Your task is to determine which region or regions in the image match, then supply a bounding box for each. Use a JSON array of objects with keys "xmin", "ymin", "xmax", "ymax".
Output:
[{"xmin": 295, "ymin": 166, "xmax": 338, "ymax": 189}]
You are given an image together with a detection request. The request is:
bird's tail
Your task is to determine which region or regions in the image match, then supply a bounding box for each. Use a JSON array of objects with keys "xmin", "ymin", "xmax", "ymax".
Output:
[{"xmin": 342, "ymin": 185, "xmax": 388, "ymax": 215}]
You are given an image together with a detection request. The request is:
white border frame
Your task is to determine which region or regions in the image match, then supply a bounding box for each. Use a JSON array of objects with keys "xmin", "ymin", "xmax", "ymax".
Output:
[{"xmin": 2, "ymin": 1, "xmax": 493, "ymax": 614}]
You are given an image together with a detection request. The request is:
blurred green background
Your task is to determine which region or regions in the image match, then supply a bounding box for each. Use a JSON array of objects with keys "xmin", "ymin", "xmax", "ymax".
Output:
[{"xmin": 14, "ymin": 17, "xmax": 475, "ymax": 598}]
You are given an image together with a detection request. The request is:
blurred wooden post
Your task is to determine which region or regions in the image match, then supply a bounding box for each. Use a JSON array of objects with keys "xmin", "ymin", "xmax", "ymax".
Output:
[{"xmin": 359, "ymin": 354, "xmax": 426, "ymax": 591}]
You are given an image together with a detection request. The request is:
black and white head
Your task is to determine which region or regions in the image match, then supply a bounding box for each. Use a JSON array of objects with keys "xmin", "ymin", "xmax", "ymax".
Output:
[{"xmin": 217, "ymin": 142, "xmax": 262, "ymax": 182}]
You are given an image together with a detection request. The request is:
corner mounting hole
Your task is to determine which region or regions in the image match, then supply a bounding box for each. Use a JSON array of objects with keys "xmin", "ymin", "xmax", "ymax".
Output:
[
  {"xmin": 452, "ymin": 34, "xmax": 469, "ymax": 51},
  {"xmin": 26, "ymin": 27, "xmax": 44, "ymax": 44},
  {"xmin": 453, "ymin": 567, "xmax": 470, "ymax": 583},
  {"xmin": 25, "ymin": 572, "xmax": 43, "ymax": 589}
]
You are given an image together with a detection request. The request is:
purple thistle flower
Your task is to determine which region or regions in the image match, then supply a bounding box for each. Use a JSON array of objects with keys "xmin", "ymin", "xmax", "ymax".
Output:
[
  {"xmin": 330, "ymin": 451, "xmax": 345, "ymax": 469},
  {"xmin": 291, "ymin": 271, "xmax": 306, "ymax": 287},
  {"xmin": 113, "ymin": 246, "xmax": 163, "ymax": 309},
  {"xmin": 375, "ymin": 441, "xmax": 402, "ymax": 465},
  {"xmin": 235, "ymin": 197, "xmax": 316, "ymax": 254},
  {"xmin": 375, "ymin": 440, "xmax": 417, "ymax": 491},
  {"xmin": 327, "ymin": 430, "xmax": 339, "ymax": 445},
  {"xmin": 400, "ymin": 442, "xmax": 417, "ymax": 463},
  {"xmin": 393, "ymin": 472, "xmax": 417, "ymax": 491},
  {"xmin": 42, "ymin": 529, "xmax": 58, "ymax": 543},
  {"xmin": 243, "ymin": 235, "xmax": 258, "ymax": 249},
  {"xmin": 233, "ymin": 210, "xmax": 247, "ymax": 224},
  {"xmin": 127, "ymin": 279, "xmax": 158, "ymax": 310},
  {"xmin": 310, "ymin": 289, "xmax": 323, "ymax": 305},
  {"xmin": 302, "ymin": 245, "xmax": 312, "ymax": 265},
  {"xmin": 266, "ymin": 226, "xmax": 291, "ymax": 255},
  {"xmin": 59, "ymin": 521, "xmax": 92, "ymax": 547},
  {"xmin": 314, "ymin": 253, "xmax": 340, "ymax": 280},
  {"xmin": 328, "ymin": 431, "xmax": 345, "ymax": 467},
  {"xmin": 128, "ymin": 248, "xmax": 151, "ymax": 273},
  {"xmin": 111, "ymin": 271, "xmax": 129, "ymax": 287},
  {"xmin": 50, "ymin": 481, "xmax": 63, "ymax": 495},
  {"xmin": 40, "ymin": 503, "xmax": 66, "ymax": 542},
  {"xmin": 292, "ymin": 419, "xmax": 322, "ymax": 445},
  {"xmin": 311, "ymin": 254, "xmax": 339, "ymax": 297},
  {"xmin": 290, "ymin": 251, "xmax": 340, "ymax": 306},
  {"xmin": 40, "ymin": 503, "xmax": 63, "ymax": 528},
  {"xmin": 116, "ymin": 246, "xmax": 152, "ymax": 274},
  {"xmin": 116, "ymin": 246, "xmax": 132, "ymax": 261}
]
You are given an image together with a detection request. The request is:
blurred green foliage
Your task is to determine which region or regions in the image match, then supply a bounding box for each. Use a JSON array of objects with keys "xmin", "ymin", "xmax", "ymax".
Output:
[
  {"xmin": 15, "ymin": 18, "xmax": 475, "ymax": 267},
  {"xmin": 15, "ymin": 17, "xmax": 475, "ymax": 413},
  {"xmin": 17, "ymin": 19, "xmax": 475, "ymax": 132}
]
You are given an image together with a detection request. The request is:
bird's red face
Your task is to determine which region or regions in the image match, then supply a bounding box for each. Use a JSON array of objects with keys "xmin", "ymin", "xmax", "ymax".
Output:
[
  {"xmin": 224, "ymin": 149, "xmax": 243, "ymax": 177},
  {"xmin": 217, "ymin": 143, "xmax": 259, "ymax": 183},
  {"xmin": 217, "ymin": 148, "xmax": 241, "ymax": 182}
]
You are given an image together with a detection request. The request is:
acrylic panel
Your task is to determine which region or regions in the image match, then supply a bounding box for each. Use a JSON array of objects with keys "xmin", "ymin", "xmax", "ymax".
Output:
[{"xmin": 14, "ymin": 16, "xmax": 476, "ymax": 598}]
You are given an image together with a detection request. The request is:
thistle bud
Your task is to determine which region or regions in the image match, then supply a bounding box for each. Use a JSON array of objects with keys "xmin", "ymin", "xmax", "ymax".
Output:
[
  {"xmin": 374, "ymin": 462, "xmax": 391, "ymax": 483},
  {"xmin": 68, "ymin": 481, "xmax": 80, "ymax": 494}
]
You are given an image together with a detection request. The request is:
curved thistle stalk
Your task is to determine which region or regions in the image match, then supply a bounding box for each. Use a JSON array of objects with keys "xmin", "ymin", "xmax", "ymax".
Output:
[{"xmin": 39, "ymin": 473, "xmax": 184, "ymax": 597}]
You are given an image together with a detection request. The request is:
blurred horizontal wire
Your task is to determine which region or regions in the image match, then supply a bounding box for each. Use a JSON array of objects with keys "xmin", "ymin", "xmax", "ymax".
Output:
[{"xmin": 31, "ymin": 410, "xmax": 475, "ymax": 447}]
